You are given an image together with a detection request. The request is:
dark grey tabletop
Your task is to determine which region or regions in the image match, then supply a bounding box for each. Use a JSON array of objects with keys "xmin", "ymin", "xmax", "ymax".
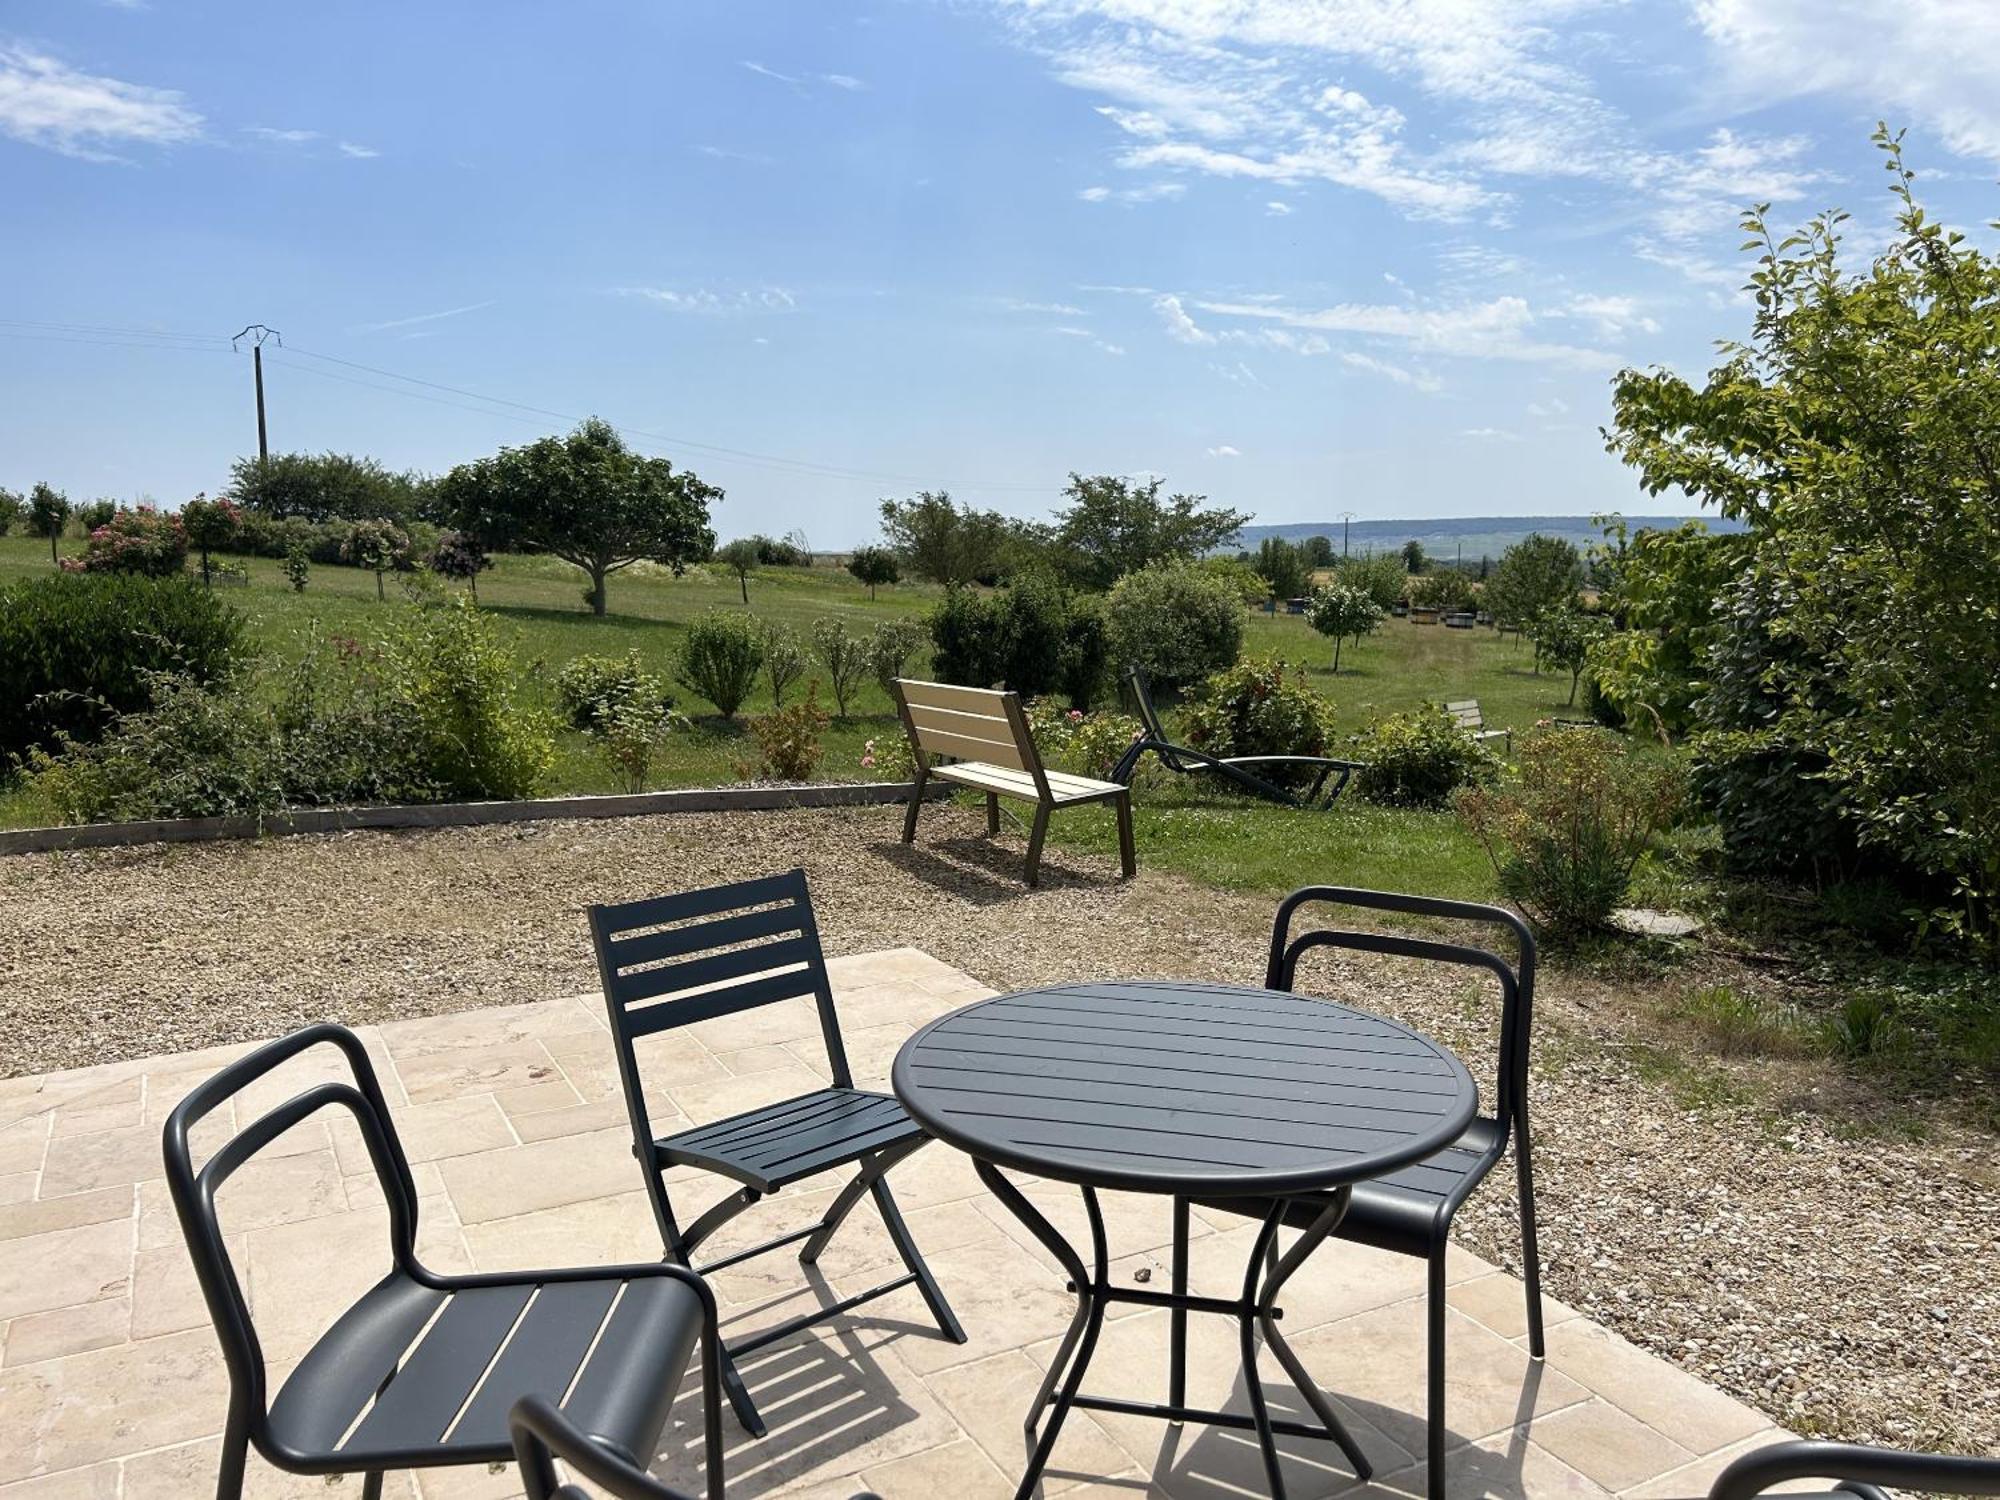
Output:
[{"xmin": 892, "ymin": 980, "xmax": 1479, "ymax": 1197}]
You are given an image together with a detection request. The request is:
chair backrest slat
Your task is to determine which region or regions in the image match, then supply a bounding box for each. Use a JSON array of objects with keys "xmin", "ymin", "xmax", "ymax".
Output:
[
  {"xmin": 624, "ymin": 964, "xmax": 826, "ymax": 1036},
  {"xmin": 604, "ymin": 901, "xmax": 804, "ymax": 970},
  {"xmin": 892, "ymin": 680, "xmax": 1036, "ymax": 774},
  {"xmin": 608, "ymin": 933, "xmax": 817, "ymax": 1009},
  {"xmin": 1444, "ymin": 699, "xmax": 1483, "ymax": 729}
]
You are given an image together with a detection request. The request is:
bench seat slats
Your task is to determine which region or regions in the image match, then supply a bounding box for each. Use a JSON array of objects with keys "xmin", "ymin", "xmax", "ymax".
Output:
[{"xmin": 930, "ymin": 761, "xmax": 1123, "ymax": 804}]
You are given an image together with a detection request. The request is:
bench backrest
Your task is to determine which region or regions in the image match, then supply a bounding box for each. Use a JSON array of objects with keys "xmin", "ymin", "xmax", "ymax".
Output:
[
  {"xmin": 1444, "ymin": 699, "xmax": 1485, "ymax": 731},
  {"xmin": 891, "ymin": 680, "xmax": 1050, "ymax": 794}
]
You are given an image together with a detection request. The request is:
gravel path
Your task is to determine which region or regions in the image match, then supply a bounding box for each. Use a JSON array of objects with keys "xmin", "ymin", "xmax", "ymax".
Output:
[{"xmin": 2, "ymin": 804, "xmax": 1994, "ymax": 1457}]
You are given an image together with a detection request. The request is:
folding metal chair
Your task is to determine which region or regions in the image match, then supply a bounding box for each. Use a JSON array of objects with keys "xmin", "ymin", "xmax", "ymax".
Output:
[
  {"xmin": 1196, "ymin": 886, "xmax": 1542, "ymax": 1500},
  {"xmin": 587, "ymin": 869, "xmax": 965, "ymax": 1437},
  {"xmin": 163, "ymin": 1022, "xmax": 722, "ymax": 1500}
]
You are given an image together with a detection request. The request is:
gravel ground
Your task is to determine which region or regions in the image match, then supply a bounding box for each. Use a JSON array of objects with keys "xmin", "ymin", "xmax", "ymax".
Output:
[{"xmin": 2, "ymin": 803, "xmax": 1994, "ymax": 1456}]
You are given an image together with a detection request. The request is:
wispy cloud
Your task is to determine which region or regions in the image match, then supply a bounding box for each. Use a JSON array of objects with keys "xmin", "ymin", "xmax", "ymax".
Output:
[
  {"xmin": 741, "ymin": 60, "xmax": 869, "ymax": 94},
  {"xmin": 1461, "ymin": 426, "xmax": 1520, "ymax": 441},
  {"xmin": 1206, "ymin": 443, "xmax": 1241, "ymax": 457},
  {"xmin": 1002, "ymin": 297, "xmax": 1089, "ymax": 315},
  {"xmin": 245, "ymin": 125, "xmax": 318, "ymax": 144},
  {"xmin": 337, "ymin": 140, "xmax": 379, "ymax": 160},
  {"xmin": 1052, "ymin": 325, "xmax": 1126, "ymax": 355},
  {"xmin": 695, "ymin": 144, "xmax": 775, "ymax": 165},
  {"xmin": 1265, "ymin": 200, "xmax": 1292, "ymax": 216},
  {"xmin": 0, "ymin": 44, "xmax": 201, "ymax": 160},
  {"xmin": 1077, "ymin": 180, "xmax": 1185, "ymax": 204},
  {"xmin": 1340, "ymin": 350, "xmax": 1443, "ymax": 393},
  {"xmin": 740, "ymin": 60, "xmax": 802, "ymax": 85},
  {"xmin": 356, "ymin": 300, "xmax": 494, "ymax": 334},
  {"xmin": 621, "ymin": 286, "xmax": 798, "ymax": 315},
  {"xmin": 822, "ymin": 73, "xmax": 866, "ymax": 91}
]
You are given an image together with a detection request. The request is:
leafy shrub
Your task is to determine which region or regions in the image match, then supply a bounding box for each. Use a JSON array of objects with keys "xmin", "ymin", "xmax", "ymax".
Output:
[
  {"xmin": 1407, "ymin": 570, "xmax": 1473, "ymax": 612},
  {"xmin": 677, "ymin": 611, "xmax": 764, "ymax": 717},
  {"xmin": 74, "ymin": 499, "xmax": 117, "ymax": 532},
  {"xmin": 1457, "ymin": 726, "xmax": 1686, "ymax": 937},
  {"xmin": 748, "ymin": 683, "xmax": 829, "ymax": 781},
  {"xmin": 925, "ymin": 578, "xmax": 1109, "ymax": 707},
  {"xmin": 0, "ymin": 487, "xmax": 20, "ymax": 535},
  {"xmin": 1333, "ymin": 554, "xmax": 1406, "ymax": 610},
  {"xmin": 1249, "ymin": 540, "xmax": 1305, "ymax": 600},
  {"xmin": 365, "ymin": 593, "xmax": 556, "ymax": 801},
  {"xmin": 554, "ymin": 650, "xmax": 671, "ymax": 731},
  {"xmin": 64, "ymin": 506, "xmax": 188, "ymax": 577},
  {"xmin": 0, "ymin": 573, "xmax": 244, "ymax": 763},
  {"xmin": 1104, "ymin": 561, "xmax": 1243, "ymax": 695},
  {"xmin": 868, "ymin": 618, "xmax": 926, "ymax": 698},
  {"xmin": 759, "ymin": 622, "xmax": 809, "ymax": 707},
  {"xmin": 1304, "ymin": 583, "xmax": 1383, "ymax": 672},
  {"xmin": 1025, "ymin": 699, "xmax": 1144, "ymax": 781},
  {"xmin": 427, "ymin": 530, "xmax": 491, "ymax": 596},
  {"xmin": 860, "ymin": 728, "xmax": 915, "ymax": 781},
  {"xmin": 810, "ymin": 618, "xmax": 873, "ymax": 718},
  {"xmin": 283, "ymin": 544, "xmax": 310, "ymax": 592},
  {"xmin": 595, "ymin": 693, "xmax": 685, "ymax": 794},
  {"xmin": 1352, "ymin": 705, "xmax": 1498, "ymax": 809},
  {"xmin": 1179, "ymin": 658, "xmax": 1338, "ymax": 786}
]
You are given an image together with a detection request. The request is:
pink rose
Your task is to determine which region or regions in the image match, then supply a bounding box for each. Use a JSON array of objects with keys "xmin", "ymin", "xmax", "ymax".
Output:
[{"xmin": 861, "ymin": 755, "xmax": 876, "ymax": 769}]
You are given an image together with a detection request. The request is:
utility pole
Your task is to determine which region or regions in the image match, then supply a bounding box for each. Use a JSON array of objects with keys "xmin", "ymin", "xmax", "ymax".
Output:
[
  {"xmin": 231, "ymin": 325, "xmax": 281, "ymax": 463},
  {"xmin": 1339, "ymin": 510, "xmax": 1356, "ymax": 558}
]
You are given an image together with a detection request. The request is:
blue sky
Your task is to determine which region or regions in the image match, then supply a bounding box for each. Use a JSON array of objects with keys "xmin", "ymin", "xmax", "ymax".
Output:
[{"xmin": 4, "ymin": 0, "xmax": 1998, "ymax": 541}]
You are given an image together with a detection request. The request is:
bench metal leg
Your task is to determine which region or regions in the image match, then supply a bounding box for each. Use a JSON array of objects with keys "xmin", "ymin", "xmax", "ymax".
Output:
[
  {"xmin": 1024, "ymin": 803, "xmax": 1051, "ymax": 887},
  {"xmin": 986, "ymin": 792, "xmax": 1000, "ymax": 835},
  {"xmin": 1113, "ymin": 793, "xmax": 1136, "ymax": 878},
  {"xmin": 902, "ymin": 767, "xmax": 929, "ymax": 843}
]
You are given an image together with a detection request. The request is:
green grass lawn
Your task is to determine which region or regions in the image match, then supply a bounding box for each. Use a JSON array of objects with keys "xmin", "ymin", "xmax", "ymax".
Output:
[{"xmin": 0, "ymin": 536, "xmax": 1595, "ymax": 904}]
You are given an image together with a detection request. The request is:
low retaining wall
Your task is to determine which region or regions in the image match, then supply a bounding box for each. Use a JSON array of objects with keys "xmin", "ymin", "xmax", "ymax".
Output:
[{"xmin": 0, "ymin": 780, "xmax": 940, "ymax": 857}]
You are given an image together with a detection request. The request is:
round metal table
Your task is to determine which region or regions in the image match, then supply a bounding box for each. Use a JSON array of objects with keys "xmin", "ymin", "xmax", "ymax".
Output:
[{"xmin": 892, "ymin": 979, "xmax": 1479, "ymax": 1500}]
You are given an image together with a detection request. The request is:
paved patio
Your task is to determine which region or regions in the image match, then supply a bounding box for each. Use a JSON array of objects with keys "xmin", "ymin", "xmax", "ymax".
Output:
[{"xmin": 0, "ymin": 947, "xmax": 1800, "ymax": 1500}]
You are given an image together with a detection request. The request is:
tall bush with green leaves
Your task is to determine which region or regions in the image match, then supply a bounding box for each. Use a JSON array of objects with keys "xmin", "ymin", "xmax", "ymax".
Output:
[
  {"xmin": 868, "ymin": 618, "xmax": 926, "ymax": 698},
  {"xmin": 810, "ymin": 618, "xmax": 872, "ymax": 719},
  {"xmin": 1352, "ymin": 705, "xmax": 1497, "ymax": 809},
  {"xmin": 1457, "ymin": 728, "xmax": 1685, "ymax": 938},
  {"xmin": 1606, "ymin": 127, "xmax": 2000, "ymax": 950},
  {"xmin": 1180, "ymin": 658, "xmax": 1338, "ymax": 785},
  {"xmin": 341, "ymin": 519, "xmax": 412, "ymax": 600},
  {"xmin": 1105, "ymin": 561, "xmax": 1243, "ymax": 695},
  {"xmin": 1304, "ymin": 583, "xmax": 1382, "ymax": 672},
  {"xmin": 1483, "ymin": 534, "xmax": 1584, "ymax": 628},
  {"xmin": 924, "ymin": 578, "xmax": 1108, "ymax": 707},
  {"xmin": 1334, "ymin": 553, "xmax": 1406, "ymax": 610},
  {"xmin": 26, "ymin": 484, "xmax": 70, "ymax": 564},
  {"xmin": 759, "ymin": 621, "xmax": 809, "ymax": 707},
  {"xmin": 676, "ymin": 611, "xmax": 764, "ymax": 718}
]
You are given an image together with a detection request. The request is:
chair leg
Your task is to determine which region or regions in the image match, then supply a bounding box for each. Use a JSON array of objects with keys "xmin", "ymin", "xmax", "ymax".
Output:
[
  {"xmin": 1517, "ymin": 1122, "xmax": 1546, "ymax": 1358},
  {"xmin": 361, "ymin": 1474, "xmax": 384, "ymax": 1500},
  {"xmin": 1113, "ymin": 793, "xmax": 1136, "ymax": 878},
  {"xmin": 902, "ymin": 767, "xmax": 928, "ymax": 843},
  {"xmin": 1025, "ymin": 803, "xmax": 1051, "ymax": 887},
  {"xmin": 702, "ymin": 1319, "xmax": 726, "ymax": 1500},
  {"xmin": 986, "ymin": 792, "xmax": 1000, "ymax": 835},
  {"xmin": 214, "ymin": 1404, "xmax": 249, "ymax": 1500},
  {"xmin": 1427, "ymin": 1247, "xmax": 1448, "ymax": 1500},
  {"xmin": 872, "ymin": 1178, "xmax": 967, "ymax": 1343}
]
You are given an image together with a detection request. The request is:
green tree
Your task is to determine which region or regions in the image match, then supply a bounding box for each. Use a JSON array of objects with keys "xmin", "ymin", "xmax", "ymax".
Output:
[
  {"xmin": 1484, "ymin": 533, "xmax": 1584, "ymax": 628},
  {"xmin": 26, "ymin": 483, "xmax": 70, "ymax": 564},
  {"xmin": 426, "ymin": 530, "xmax": 492, "ymax": 601},
  {"xmin": 1305, "ymin": 582, "xmax": 1383, "ymax": 672},
  {"xmin": 1299, "ymin": 534, "xmax": 1335, "ymax": 568},
  {"xmin": 1255, "ymin": 536, "xmax": 1306, "ymax": 598},
  {"xmin": 0, "ymin": 487, "xmax": 20, "ymax": 535},
  {"xmin": 1529, "ymin": 605, "xmax": 1610, "ymax": 705},
  {"xmin": 1605, "ymin": 125, "xmax": 2000, "ymax": 950},
  {"xmin": 1049, "ymin": 473, "xmax": 1249, "ymax": 590},
  {"xmin": 1335, "ymin": 553, "xmax": 1406, "ymax": 610},
  {"xmin": 846, "ymin": 544, "xmax": 900, "ymax": 599},
  {"xmin": 179, "ymin": 495, "xmax": 241, "ymax": 587},
  {"xmin": 878, "ymin": 490, "xmax": 1010, "ymax": 587},
  {"xmin": 1401, "ymin": 539, "xmax": 1427, "ymax": 573},
  {"xmin": 438, "ymin": 418, "xmax": 717, "ymax": 616},
  {"xmin": 340, "ymin": 519, "xmax": 411, "ymax": 601},
  {"xmin": 225, "ymin": 452, "xmax": 432, "ymax": 523},
  {"xmin": 714, "ymin": 538, "xmax": 762, "ymax": 604}
]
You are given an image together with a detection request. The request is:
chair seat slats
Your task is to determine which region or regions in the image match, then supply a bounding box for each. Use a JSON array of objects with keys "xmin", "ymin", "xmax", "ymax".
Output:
[
  {"xmin": 343, "ymin": 1284, "xmax": 537, "ymax": 1453},
  {"xmin": 657, "ymin": 1088, "xmax": 922, "ymax": 1192},
  {"xmin": 268, "ymin": 1272, "xmax": 448, "ymax": 1453},
  {"xmin": 556, "ymin": 1279, "xmax": 706, "ymax": 1466},
  {"xmin": 448, "ymin": 1280, "xmax": 623, "ymax": 1448}
]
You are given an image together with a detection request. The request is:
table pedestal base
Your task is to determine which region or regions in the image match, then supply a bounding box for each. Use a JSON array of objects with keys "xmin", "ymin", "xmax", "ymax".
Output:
[{"xmin": 975, "ymin": 1162, "xmax": 1371, "ymax": 1500}]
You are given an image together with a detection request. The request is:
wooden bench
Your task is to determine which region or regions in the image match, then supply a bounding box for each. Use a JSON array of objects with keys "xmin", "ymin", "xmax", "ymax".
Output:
[
  {"xmin": 891, "ymin": 679, "xmax": 1135, "ymax": 888},
  {"xmin": 1445, "ymin": 699, "xmax": 1512, "ymax": 753}
]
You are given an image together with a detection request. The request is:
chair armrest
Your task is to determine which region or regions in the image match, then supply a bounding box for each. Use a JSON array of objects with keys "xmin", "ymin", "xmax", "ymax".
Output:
[{"xmin": 1709, "ymin": 1440, "xmax": 2000, "ymax": 1500}]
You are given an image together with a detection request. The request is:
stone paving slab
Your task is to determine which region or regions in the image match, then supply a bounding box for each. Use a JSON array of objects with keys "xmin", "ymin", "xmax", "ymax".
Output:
[{"xmin": 0, "ymin": 947, "xmax": 1791, "ymax": 1500}]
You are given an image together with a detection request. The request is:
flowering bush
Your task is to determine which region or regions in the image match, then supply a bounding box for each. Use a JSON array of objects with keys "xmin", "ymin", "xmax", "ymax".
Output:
[
  {"xmin": 1025, "ymin": 698, "xmax": 1145, "ymax": 780},
  {"xmin": 64, "ymin": 506, "xmax": 188, "ymax": 577},
  {"xmin": 747, "ymin": 682, "xmax": 829, "ymax": 781},
  {"xmin": 179, "ymin": 495, "xmax": 241, "ymax": 586},
  {"xmin": 1179, "ymin": 657, "xmax": 1338, "ymax": 786},
  {"xmin": 340, "ymin": 518, "xmax": 412, "ymax": 600},
  {"xmin": 861, "ymin": 729, "xmax": 916, "ymax": 781}
]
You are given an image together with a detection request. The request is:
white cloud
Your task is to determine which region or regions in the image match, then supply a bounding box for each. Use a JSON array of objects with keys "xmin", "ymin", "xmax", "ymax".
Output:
[
  {"xmin": 246, "ymin": 125, "xmax": 318, "ymax": 143},
  {"xmin": 621, "ymin": 286, "xmax": 798, "ymax": 314},
  {"xmin": 739, "ymin": 60, "xmax": 801, "ymax": 85},
  {"xmin": 821, "ymin": 73, "xmax": 867, "ymax": 91},
  {"xmin": 357, "ymin": 301, "xmax": 494, "ymax": 334},
  {"xmin": 1461, "ymin": 426, "xmax": 1520, "ymax": 440},
  {"xmin": 1077, "ymin": 179, "xmax": 1185, "ymax": 203},
  {"xmin": 695, "ymin": 144, "xmax": 775, "ymax": 165},
  {"xmin": 1527, "ymin": 396, "xmax": 1569, "ymax": 417},
  {"xmin": 0, "ymin": 44, "xmax": 201, "ymax": 160},
  {"xmin": 1265, "ymin": 199, "xmax": 1291, "ymax": 215},
  {"xmin": 1155, "ymin": 293, "xmax": 1216, "ymax": 345},
  {"xmin": 1554, "ymin": 293, "xmax": 1660, "ymax": 338},
  {"xmin": 337, "ymin": 140, "xmax": 378, "ymax": 159},
  {"xmin": 1004, "ymin": 298, "xmax": 1089, "ymax": 315},
  {"xmin": 1052, "ymin": 325, "xmax": 1126, "ymax": 354},
  {"xmin": 1340, "ymin": 349, "xmax": 1442, "ymax": 392},
  {"xmin": 1206, "ymin": 443, "xmax": 1241, "ymax": 457},
  {"xmin": 1192, "ymin": 292, "xmax": 1612, "ymax": 368},
  {"xmin": 1693, "ymin": 0, "xmax": 2000, "ymax": 164},
  {"xmin": 1211, "ymin": 360, "xmax": 1266, "ymax": 389},
  {"xmin": 1077, "ymin": 184, "xmax": 1112, "ymax": 201}
]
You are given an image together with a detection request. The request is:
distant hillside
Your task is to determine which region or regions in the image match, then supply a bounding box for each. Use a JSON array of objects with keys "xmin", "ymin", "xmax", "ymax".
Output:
[{"xmin": 1234, "ymin": 514, "xmax": 1742, "ymax": 562}]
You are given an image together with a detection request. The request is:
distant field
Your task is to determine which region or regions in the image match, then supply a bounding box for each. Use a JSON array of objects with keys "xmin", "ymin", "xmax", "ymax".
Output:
[
  {"xmin": 1238, "ymin": 512, "xmax": 1742, "ymax": 562},
  {"xmin": 1, "ymin": 535, "xmax": 1596, "ymax": 900}
]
